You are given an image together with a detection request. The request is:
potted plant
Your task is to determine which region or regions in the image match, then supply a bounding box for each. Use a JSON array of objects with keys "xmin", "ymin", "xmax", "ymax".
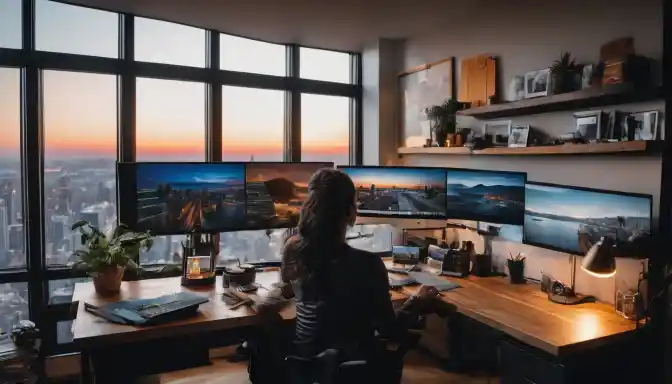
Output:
[
  {"xmin": 424, "ymin": 99, "xmax": 466, "ymax": 147},
  {"xmin": 550, "ymin": 52, "xmax": 579, "ymax": 94},
  {"xmin": 71, "ymin": 221, "xmax": 153, "ymax": 296},
  {"xmin": 507, "ymin": 252, "xmax": 526, "ymax": 284}
]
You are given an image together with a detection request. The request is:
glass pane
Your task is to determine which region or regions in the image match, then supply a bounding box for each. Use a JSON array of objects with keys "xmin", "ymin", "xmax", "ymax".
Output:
[
  {"xmin": 222, "ymin": 86, "xmax": 284, "ymax": 161},
  {"xmin": 43, "ymin": 71, "xmax": 118, "ymax": 267},
  {"xmin": 36, "ymin": 0, "xmax": 118, "ymax": 58},
  {"xmin": 140, "ymin": 234, "xmax": 185, "ymax": 265},
  {"xmin": 135, "ymin": 17, "xmax": 205, "ymax": 67},
  {"xmin": 218, "ymin": 229, "xmax": 286, "ymax": 266},
  {"xmin": 0, "ymin": 282, "xmax": 28, "ymax": 344},
  {"xmin": 301, "ymin": 94, "xmax": 350, "ymax": 165},
  {"xmin": 0, "ymin": 68, "xmax": 24, "ymax": 268},
  {"xmin": 220, "ymin": 34, "xmax": 285, "ymax": 76},
  {"xmin": 0, "ymin": 0, "xmax": 21, "ymax": 49},
  {"xmin": 57, "ymin": 320, "xmax": 73, "ymax": 344},
  {"xmin": 300, "ymin": 48, "xmax": 350, "ymax": 84},
  {"xmin": 48, "ymin": 278, "xmax": 91, "ymax": 305},
  {"xmin": 136, "ymin": 78, "xmax": 206, "ymax": 161}
]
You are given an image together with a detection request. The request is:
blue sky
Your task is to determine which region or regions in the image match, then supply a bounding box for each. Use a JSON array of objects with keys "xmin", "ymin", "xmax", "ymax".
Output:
[
  {"xmin": 341, "ymin": 167, "xmax": 445, "ymax": 188},
  {"xmin": 446, "ymin": 170, "xmax": 525, "ymax": 188},
  {"xmin": 136, "ymin": 163, "xmax": 245, "ymax": 189},
  {"xmin": 525, "ymin": 184, "xmax": 651, "ymax": 219}
]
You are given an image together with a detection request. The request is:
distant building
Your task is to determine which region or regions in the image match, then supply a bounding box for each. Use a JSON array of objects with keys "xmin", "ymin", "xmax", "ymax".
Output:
[
  {"xmin": 8, "ymin": 224, "xmax": 23, "ymax": 251},
  {"xmin": 0, "ymin": 201, "xmax": 7, "ymax": 263}
]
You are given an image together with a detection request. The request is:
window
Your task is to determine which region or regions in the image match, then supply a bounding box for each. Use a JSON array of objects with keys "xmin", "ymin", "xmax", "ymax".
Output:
[
  {"xmin": 222, "ymin": 86, "xmax": 285, "ymax": 161},
  {"xmin": 0, "ymin": 68, "xmax": 24, "ymax": 268},
  {"xmin": 136, "ymin": 78, "xmax": 206, "ymax": 162},
  {"xmin": 300, "ymin": 48, "xmax": 351, "ymax": 84},
  {"xmin": 48, "ymin": 278, "xmax": 90, "ymax": 305},
  {"xmin": 218, "ymin": 229, "xmax": 286, "ymax": 266},
  {"xmin": 301, "ymin": 94, "xmax": 350, "ymax": 165},
  {"xmin": 43, "ymin": 71, "xmax": 117, "ymax": 267},
  {"xmin": 0, "ymin": 0, "xmax": 21, "ymax": 49},
  {"xmin": 135, "ymin": 18, "xmax": 205, "ymax": 67},
  {"xmin": 220, "ymin": 34, "xmax": 285, "ymax": 76},
  {"xmin": 140, "ymin": 234, "xmax": 185, "ymax": 265},
  {"xmin": 0, "ymin": 282, "xmax": 28, "ymax": 344},
  {"xmin": 35, "ymin": 0, "xmax": 118, "ymax": 58}
]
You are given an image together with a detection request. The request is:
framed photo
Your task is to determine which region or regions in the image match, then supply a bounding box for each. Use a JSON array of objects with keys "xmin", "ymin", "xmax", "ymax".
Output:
[
  {"xmin": 508, "ymin": 125, "xmax": 530, "ymax": 148},
  {"xmin": 629, "ymin": 110, "xmax": 659, "ymax": 140},
  {"xmin": 581, "ymin": 64, "xmax": 594, "ymax": 89},
  {"xmin": 483, "ymin": 120, "xmax": 512, "ymax": 147},
  {"xmin": 574, "ymin": 110, "xmax": 603, "ymax": 141},
  {"xmin": 524, "ymin": 68, "xmax": 550, "ymax": 98}
]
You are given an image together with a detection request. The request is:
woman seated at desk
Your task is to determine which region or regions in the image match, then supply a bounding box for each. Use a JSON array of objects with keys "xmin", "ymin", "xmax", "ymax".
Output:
[{"xmin": 278, "ymin": 168, "xmax": 438, "ymax": 382}]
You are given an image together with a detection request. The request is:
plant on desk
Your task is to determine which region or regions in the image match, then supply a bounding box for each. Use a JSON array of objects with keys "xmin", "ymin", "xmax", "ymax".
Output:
[
  {"xmin": 507, "ymin": 252, "xmax": 526, "ymax": 284},
  {"xmin": 71, "ymin": 221, "xmax": 153, "ymax": 296}
]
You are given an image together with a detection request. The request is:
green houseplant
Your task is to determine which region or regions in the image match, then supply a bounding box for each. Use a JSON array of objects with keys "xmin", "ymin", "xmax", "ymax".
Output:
[
  {"xmin": 550, "ymin": 52, "xmax": 579, "ymax": 94},
  {"xmin": 71, "ymin": 221, "xmax": 153, "ymax": 296},
  {"xmin": 424, "ymin": 99, "xmax": 465, "ymax": 147}
]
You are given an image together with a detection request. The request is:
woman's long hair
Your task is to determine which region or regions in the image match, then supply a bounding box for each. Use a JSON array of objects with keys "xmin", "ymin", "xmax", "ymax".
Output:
[{"xmin": 283, "ymin": 168, "xmax": 356, "ymax": 283}]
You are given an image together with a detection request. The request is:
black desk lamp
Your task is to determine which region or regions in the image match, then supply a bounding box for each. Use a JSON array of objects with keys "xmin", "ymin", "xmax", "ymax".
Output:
[{"xmin": 581, "ymin": 237, "xmax": 617, "ymax": 278}]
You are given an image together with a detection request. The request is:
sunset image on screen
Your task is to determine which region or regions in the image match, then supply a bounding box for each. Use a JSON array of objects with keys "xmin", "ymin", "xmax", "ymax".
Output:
[
  {"xmin": 245, "ymin": 163, "xmax": 332, "ymax": 229},
  {"xmin": 339, "ymin": 167, "xmax": 447, "ymax": 218}
]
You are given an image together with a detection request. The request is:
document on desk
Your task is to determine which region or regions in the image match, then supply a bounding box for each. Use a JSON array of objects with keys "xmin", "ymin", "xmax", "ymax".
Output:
[{"xmin": 407, "ymin": 272, "xmax": 460, "ymax": 292}]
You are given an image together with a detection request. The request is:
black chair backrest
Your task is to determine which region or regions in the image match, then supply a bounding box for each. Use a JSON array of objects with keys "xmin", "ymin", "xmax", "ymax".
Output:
[{"xmin": 286, "ymin": 349, "xmax": 368, "ymax": 384}]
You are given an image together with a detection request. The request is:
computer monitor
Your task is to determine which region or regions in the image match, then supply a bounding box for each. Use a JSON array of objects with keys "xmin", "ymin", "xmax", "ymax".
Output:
[
  {"xmin": 118, "ymin": 162, "xmax": 246, "ymax": 235},
  {"xmin": 338, "ymin": 166, "xmax": 447, "ymax": 219},
  {"xmin": 445, "ymin": 168, "xmax": 526, "ymax": 225},
  {"xmin": 244, "ymin": 162, "xmax": 333, "ymax": 230},
  {"xmin": 524, "ymin": 182, "xmax": 652, "ymax": 255}
]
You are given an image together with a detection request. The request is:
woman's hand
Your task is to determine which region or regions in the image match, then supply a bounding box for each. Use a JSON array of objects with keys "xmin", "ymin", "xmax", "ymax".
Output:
[{"xmin": 415, "ymin": 285, "xmax": 439, "ymax": 300}]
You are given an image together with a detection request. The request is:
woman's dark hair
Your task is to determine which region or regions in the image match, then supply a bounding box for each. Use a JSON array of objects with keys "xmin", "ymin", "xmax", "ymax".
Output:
[{"xmin": 282, "ymin": 168, "xmax": 356, "ymax": 282}]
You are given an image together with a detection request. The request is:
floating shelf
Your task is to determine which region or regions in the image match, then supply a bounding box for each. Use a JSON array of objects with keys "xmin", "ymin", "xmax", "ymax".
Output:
[
  {"xmin": 398, "ymin": 141, "xmax": 663, "ymax": 156},
  {"xmin": 457, "ymin": 84, "xmax": 663, "ymax": 119}
]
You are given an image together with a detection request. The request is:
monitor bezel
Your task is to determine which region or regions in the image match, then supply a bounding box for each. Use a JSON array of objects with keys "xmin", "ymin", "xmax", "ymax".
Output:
[
  {"xmin": 118, "ymin": 161, "xmax": 247, "ymax": 236},
  {"xmin": 523, "ymin": 181, "xmax": 654, "ymax": 256},
  {"xmin": 445, "ymin": 167, "xmax": 527, "ymax": 225},
  {"xmin": 243, "ymin": 161, "xmax": 334, "ymax": 231},
  {"xmin": 337, "ymin": 165, "xmax": 449, "ymax": 220}
]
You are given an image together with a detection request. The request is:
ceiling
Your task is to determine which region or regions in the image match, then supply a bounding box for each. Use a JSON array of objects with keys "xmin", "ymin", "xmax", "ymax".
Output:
[{"xmin": 63, "ymin": 0, "xmax": 484, "ymax": 52}]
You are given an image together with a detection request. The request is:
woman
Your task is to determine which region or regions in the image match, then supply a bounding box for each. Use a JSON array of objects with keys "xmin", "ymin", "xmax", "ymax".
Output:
[{"xmin": 281, "ymin": 168, "xmax": 438, "ymax": 380}]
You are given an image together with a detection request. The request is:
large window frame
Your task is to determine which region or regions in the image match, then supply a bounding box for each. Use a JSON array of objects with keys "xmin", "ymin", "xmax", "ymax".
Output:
[{"xmin": 0, "ymin": 0, "xmax": 362, "ymax": 356}]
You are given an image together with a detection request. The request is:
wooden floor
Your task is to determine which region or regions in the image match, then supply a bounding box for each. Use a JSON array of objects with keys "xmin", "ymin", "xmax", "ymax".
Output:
[{"xmin": 159, "ymin": 351, "xmax": 499, "ymax": 384}]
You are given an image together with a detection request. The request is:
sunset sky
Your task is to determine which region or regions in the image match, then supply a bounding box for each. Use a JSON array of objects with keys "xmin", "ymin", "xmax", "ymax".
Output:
[{"xmin": 0, "ymin": 0, "xmax": 350, "ymax": 164}]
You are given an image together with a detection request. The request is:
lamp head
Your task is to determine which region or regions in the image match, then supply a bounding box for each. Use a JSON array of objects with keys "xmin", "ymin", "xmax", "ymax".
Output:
[{"xmin": 581, "ymin": 237, "xmax": 617, "ymax": 278}]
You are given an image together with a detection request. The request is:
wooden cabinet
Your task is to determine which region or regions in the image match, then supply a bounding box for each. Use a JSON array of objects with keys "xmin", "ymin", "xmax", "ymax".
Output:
[{"xmin": 500, "ymin": 340, "xmax": 565, "ymax": 384}]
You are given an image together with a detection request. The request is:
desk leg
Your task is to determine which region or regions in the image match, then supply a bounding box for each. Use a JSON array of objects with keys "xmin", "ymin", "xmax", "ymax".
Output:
[{"xmin": 80, "ymin": 350, "xmax": 93, "ymax": 384}]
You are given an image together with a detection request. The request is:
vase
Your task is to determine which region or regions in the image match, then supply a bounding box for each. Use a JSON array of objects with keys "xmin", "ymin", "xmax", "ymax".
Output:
[
  {"xmin": 507, "ymin": 260, "xmax": 525, "ymax": 284},
  {"xmin": 435, "ymin": 131, "xmax": 448, "ymax": 147},
  {"xmin": 551, "ymin": 71, "xmax": 577, "ymax": 95},
  {"xmin": 93, "ymin": 266, "xmax": 125, "ymax": 296},
  {"xmin": 445, "ymin": 133, "xmax": 455, "ymax": 147},
  {"xmin": 454, "ymin": 132, "xmax": 464, "ymax": 147}
]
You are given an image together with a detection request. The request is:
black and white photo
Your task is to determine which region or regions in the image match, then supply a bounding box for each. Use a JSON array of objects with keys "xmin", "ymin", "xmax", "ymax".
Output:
[
  {"xmin": 630, "ymin": 111, "xmax": 659, "ymax": 141},
  {"xmin": 574, "ymin": 110, "xmax": 603, "ymax": 141},
  {"xmin": 483, "ymin": 120, "xmax": 512, "ymax": 147},
  {"xmin": 524, "ymin": 68, "xmax": 550, "ymax": 98},
  {"xmin": 508, "ymin": 125, "xmax": 530, "ymax": 148},
  {"xmin": 581, "ymin": 64, "xmax": 594, "ymax": 89}
]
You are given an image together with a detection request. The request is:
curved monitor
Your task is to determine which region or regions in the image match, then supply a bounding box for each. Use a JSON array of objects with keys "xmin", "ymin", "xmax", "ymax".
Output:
[
  {"xmin": 338, "ymin": 166, "xmax": 447, "ymax": 219},
  {"xmin": 524, "ymin": 182, "xmax": 652, "ymax": 255}
]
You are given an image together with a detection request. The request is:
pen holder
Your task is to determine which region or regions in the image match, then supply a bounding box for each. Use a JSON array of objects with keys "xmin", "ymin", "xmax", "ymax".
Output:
[
  {"xmin": 507, "ymin": 260, "xmax": 525, "ymax": 284},
  {"xmin": 472, "ymin": 254, "xmax": 492, "ymax": 277}
]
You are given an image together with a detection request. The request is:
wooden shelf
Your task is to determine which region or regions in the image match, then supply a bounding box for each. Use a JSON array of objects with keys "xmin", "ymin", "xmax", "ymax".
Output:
[
  {"xmin": 398, "ymin": 140, "xmax": 663, "ymax": 156},
  {"xmin": 457, "ymin": 84, "xmax": 663, "ymax": 119}
]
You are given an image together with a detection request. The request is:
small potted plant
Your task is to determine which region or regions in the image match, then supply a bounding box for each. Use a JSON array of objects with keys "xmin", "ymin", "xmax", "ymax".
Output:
[
  {"xmin": 424, "ymin": 99, "xmax": 466, "ymax": 147},
  {"xmin": 550, "ymin": 52, "xmax": 579, "ymax": 94},
  {"xmin": 71, "ymin": 221, "xmax": 153, "ymax": 296},
  {"xmin": 507, "ymin": 252, "xmax": 526, "ymax": 284}
]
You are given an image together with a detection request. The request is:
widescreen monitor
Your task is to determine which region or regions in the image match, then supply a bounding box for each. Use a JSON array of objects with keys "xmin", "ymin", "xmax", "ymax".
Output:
[
  {"xmin": 244, "ymin": 162, "xmax": 333, "ymax": 230},
  {"xmin": 338, "ymin": 166, "xmax": 447, "ymax": 219},
  {"xmin": 118, "ymin": 162, "xmax": 246, "ymax": 235},
  {"xmin": 524, "ymin": 182, "xmax": 652, "ymax": 255},
  {"xmin": 445, "ymin": 168, "xmax": 526, "ymax": 225}
]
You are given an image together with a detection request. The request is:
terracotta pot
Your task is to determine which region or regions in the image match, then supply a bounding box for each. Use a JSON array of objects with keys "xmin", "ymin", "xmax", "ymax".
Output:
[
  {"xmin": 454, "ymin": 132, "xmax": 464, "ymax": 147},
  {"xmin": 445, "ymin": 133, "xmax": 455, "ymax": 147},
  {"xmin": 93, "ymin": 266, "xmax": 125, "ymax": 296}
]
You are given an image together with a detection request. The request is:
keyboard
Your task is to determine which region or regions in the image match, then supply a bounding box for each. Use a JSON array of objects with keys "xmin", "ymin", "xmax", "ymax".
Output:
[
  {"xmin": 389, "ymin": 277, "xmax": 419, "ymax": 289},
  {"xmin": 407, "ymin": 272, "xmax": 461, "ymax": 292},
  {"xmin": 387, "ymin": 266, "xmax": 416, "ymax": 275},
  {"xmin": 137, "ymin": 297, "xmax": 206, "ymax": 318}
]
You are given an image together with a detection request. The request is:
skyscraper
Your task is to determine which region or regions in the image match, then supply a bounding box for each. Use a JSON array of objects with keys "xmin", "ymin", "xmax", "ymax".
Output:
[
  {"xmin": 0, "ymin": 200, "xmax": 8, "ymax": 265},
  {"xmin": 8, "ymin": 224, "xmax": 23, "ymax": 252}
]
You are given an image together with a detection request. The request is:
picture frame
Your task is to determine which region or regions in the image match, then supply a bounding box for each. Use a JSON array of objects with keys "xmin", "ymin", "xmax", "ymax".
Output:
[
  {"xmin": 581, "ymin": 64, "xmax": 594, "ymax": 89},
  {"xmin": 483, "ymin": 120, "xmax": 512, "ymax": 147},
  {"xmin": 573, "ymin": 110, "xmax": 603, "ymax": 141},
  {"xmin": 508, "ymin": 125, "xmax": 530, "ymax": 148},
  {"xmin": 629, "ymin": 110, "xmax": 659, "ymax": 141},
  {"xmin": 524, "ymin": 68, "xmax": 550, "ymax": 98}
]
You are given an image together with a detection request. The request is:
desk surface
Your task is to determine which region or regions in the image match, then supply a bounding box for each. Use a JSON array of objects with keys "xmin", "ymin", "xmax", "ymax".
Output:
[
  {"xmin": 71, "ymin": 272, "xmax": 408, "ymax": 348},
  {"xmin": 400, "ymin": 272, "xmax": 637, "ymax": 357},
  {"xmin": 72, "ymin": 269, "xmax": 637, "ymax": 357}
]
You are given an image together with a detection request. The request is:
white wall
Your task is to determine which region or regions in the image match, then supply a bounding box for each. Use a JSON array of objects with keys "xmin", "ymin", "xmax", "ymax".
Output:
[{"xmin": 365, "ymin": 0, "xmax": 664, "ymax": 303}]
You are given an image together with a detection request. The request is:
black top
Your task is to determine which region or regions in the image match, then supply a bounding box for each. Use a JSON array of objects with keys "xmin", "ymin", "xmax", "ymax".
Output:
[{"xmin": 284, "ymin": 244, "xmax": 419, "ymax": 356}]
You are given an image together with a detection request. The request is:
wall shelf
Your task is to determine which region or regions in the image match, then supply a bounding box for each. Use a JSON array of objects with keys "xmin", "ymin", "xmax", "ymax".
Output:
[
  {"xmin": 398, "ymin": 140, "xmax": 663, "ymax": 156},
  {"xmin": 456, "ymin": 84, "xmax": 663, "ymax": 119}
]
